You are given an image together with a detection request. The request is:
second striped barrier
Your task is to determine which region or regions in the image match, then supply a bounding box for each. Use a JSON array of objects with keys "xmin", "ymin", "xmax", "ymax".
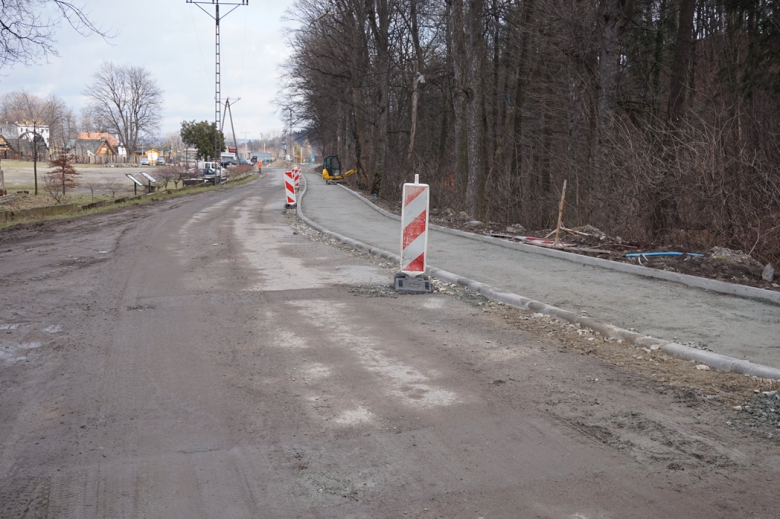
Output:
[{"xmin": 284, "ymin": 170, "xmax": 297, "ymax": 208}]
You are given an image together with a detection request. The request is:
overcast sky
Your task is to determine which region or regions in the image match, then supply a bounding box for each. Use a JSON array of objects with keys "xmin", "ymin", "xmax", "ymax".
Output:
[{"xmin": 0, "ymin": 0, "xmax": 298, "ymax": 141}]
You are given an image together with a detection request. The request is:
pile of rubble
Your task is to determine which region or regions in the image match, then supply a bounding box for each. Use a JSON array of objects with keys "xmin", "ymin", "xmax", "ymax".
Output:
[{"xmin": 732, "ymin": 389, "xmax": 780, "ymax": 436}]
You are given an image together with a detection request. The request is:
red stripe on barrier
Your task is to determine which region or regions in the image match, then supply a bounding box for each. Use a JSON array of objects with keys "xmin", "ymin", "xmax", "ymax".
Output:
[
  {"xmin": 405, "ymin": 253, "xmax": 425, "ymax": 273},
  {"xmin": 404, "ymin": 185, "xmax": 425, "ymax": 206},
  {"xmin": 403, "ymin": 210, "xmax": 427, "ymax": 247}
]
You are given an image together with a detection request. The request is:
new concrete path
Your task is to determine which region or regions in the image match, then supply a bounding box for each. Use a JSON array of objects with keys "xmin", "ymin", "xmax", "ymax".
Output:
[{"xmin": 299, "ymin": 171, "xmax": 780, "ymax": 370}]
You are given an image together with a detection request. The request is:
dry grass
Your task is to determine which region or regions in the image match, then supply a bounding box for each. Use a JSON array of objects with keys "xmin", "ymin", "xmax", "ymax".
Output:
[{"xmin": 0, "ymin": 193, "xmax": 112, "ymax": 211}]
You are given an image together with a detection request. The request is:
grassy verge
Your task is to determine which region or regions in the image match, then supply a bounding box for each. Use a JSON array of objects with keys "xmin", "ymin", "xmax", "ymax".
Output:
[
  {"xmin": 0, "ymin": 173, "xmax": 259, "ymax": 229},
  {"xmin": 3, "ymin": 161, "xmax": 123, "ymax": 169},
  {"xmin": 0, "ymin": 193, "xmax": 122, "ymax": 212}
]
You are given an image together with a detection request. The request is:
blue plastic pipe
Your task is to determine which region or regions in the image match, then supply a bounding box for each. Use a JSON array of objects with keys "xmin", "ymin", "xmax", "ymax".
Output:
[{"xmin": 625, "ymin": 252, "xmax": 703, "ymax": 258}]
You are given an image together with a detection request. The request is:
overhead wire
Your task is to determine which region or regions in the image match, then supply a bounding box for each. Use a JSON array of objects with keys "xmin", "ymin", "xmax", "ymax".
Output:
[
  {"xmin": 239, "ymin": 16, "xmax": 248, "ymax": 97},
  {"xmin": 188, "ymin": 5, "xmax": 210, "ymax": 78}
]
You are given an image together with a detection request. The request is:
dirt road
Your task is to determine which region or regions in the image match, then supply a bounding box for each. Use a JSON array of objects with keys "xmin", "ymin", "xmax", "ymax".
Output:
[{"xmin": 0, "ymin": 170, "xmax": 778, "ymax": 518}]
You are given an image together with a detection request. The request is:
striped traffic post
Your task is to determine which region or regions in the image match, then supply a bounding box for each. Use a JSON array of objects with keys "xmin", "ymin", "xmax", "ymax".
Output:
[
  {"xmin": 293, "ymin": 166, "xmax": 301, "ymax": 190},
  {"xmin": 284, "ymin": 170, "xmax": 297, "ymax": 208},
  {"xmin": 395, "ymin": 174, "xmax": 432, "ymax": 293}
]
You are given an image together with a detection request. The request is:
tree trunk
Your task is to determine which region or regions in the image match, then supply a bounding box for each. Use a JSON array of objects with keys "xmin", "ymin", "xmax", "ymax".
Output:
[
  {"xmin": 369, "ymin": 0, "xmax": 390, "ymax": 196},
  {"xmin": 597, "ymin": 0, "xmax": 633, "ymax": 143},
  {"xmin": 349, "ymin": 4, "xmax": 370, "ymax": 187},
  {"xmin": 509, "ymin": 0, "xmax": 535, "ymax": 202},
  {"xmin": 667, "ymin": 0, "xmax": 696, "ymax": 124},
  {"xmin": 464, "ymin": 0, "xmax": 484, "ymax": 217},
  {"xmin": 405, "ymin": 0, "xmax": 425, "ymax": 170},
  {"xmin": 449, "ymin": 0, "xmax": 468, "ymax": 199},
  {"xmin": 406, "ymin": 72, "xmax": 421, "ymax": 169}
]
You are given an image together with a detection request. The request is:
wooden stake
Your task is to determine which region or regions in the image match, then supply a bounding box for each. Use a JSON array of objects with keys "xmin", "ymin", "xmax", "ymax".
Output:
[
  {"xmin": 560, "ymin": 226, "xmax": 590, "ymax": 237},
  {"xmin": 554, "ymin": 179, "xmax": 567, "ymax": 246}
]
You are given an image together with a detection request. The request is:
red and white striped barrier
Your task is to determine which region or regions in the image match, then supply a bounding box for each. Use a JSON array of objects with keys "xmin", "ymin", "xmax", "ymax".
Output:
[
  {"xmin": 293, "ymin": 166, "xmax": 301, "ymax": 189},
  {"xmin": 284, "ymin": 170, "xmax": 297, "ymax": 207},
  {"xmin": 400, "ymin": 174, "xmax": 429, "ymax": 275}
]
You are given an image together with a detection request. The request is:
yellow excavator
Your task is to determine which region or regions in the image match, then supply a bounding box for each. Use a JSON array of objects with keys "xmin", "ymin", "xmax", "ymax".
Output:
[{"xmin": 322, "ymin": 155, "xmax": 358, "ymax": 184}]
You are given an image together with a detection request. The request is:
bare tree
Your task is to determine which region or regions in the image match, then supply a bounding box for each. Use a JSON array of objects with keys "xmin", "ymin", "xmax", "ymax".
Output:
[
  {"xmin": 1, "ymin": 90, "xmax": 41, "ymax": 121},
  {"xmin": 84, "ymin": 62, "xmax": 163, "ymax": 162},
  {"xmin": 0, "ymin": 0, "xmax": 113, "ymax": 70},
  {"xmin": 155, "ymin": 166, "xmax": 179, "ymax": 190},
  {"xmin": 84, "ymin": 179, "xmax": 99, "ymax": 201},
  {"xmin": 79, "ymin": 105, "xmax": 98, "ymax": 133},
  {"xmin": 163, "ymin": 131, "xmax": 184, "ymax": 163},
  {"xmin": 102, "ymin": 182, "xmax": 123, "ymax": 199}
]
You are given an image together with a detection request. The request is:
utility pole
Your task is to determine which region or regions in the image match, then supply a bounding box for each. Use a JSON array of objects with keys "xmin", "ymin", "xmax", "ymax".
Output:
[
  {"xmin": 20, "ymin": 123, "xmax": 44, "ymax": 196},
  {"xmin": 186, "ymin": 0, "xmax": 249, "ymax": 159},
  {"xmin": 241, "ymin": 131, "xmax": 250, "ymax": 160},
  {"xmin": 221, "ymin": 97, "xmax": 240, "ymax": 155},
  {"xmin": 33, "ymin": 121, "xmax": 39, "ymax": 196}
]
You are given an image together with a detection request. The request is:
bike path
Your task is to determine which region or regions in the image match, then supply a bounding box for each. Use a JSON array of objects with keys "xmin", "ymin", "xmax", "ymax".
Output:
[{"xmin": 299, "ymin": 172, "xmax": 780, "ymax": 370}]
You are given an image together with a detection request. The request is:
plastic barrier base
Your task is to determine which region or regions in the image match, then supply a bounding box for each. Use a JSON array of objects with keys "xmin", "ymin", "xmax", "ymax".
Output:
[{"xmin": 394, "ymin": 272, "xmax": 432, "ymax": 294}]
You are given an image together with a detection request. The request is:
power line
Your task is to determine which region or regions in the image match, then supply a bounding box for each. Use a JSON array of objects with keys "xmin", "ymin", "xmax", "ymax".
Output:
[
  {"xmin": 187, "ymin": 5, "xmax": 210, "ymax": 78},
  {"xmin": 185, "ymin": 0, "xmax": 249, "ymax": 159}
]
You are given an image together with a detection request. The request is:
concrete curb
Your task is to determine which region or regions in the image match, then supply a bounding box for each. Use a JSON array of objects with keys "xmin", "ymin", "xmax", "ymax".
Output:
[
  {"xmin": 335, "ymin": 183, "xmax": 780, "ymax": 306},
  {"xmin": 298, "ymin": 174, "xmax": 780, "ymax": 379}
]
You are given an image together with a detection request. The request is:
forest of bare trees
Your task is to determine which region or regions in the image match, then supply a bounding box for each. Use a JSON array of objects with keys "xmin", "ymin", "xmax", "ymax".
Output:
[{"xmin": 282, "ymin": 0, "xmax": 780, "ymax": 264}]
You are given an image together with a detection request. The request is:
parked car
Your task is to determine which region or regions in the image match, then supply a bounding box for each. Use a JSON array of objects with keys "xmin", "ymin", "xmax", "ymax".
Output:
[
  {"xmin": 140, "ymin": 157, "xmax": 150, "ymax": 166},
  {"xmin": 156, "ymin": 158, "xmax": 166, "ymax": 166}
]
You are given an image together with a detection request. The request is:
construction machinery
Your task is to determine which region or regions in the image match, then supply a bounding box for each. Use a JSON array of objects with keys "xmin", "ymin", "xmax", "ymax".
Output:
[{"xmin": 322, "ymin": 155, "xmax": 357, "ymax": 184}]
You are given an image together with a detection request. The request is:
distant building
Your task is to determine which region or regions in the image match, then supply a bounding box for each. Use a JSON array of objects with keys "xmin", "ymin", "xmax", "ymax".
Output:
[
  {"xmin": 73, "ymin": 133, "xmax": 126, "ymax": 158},
  {"xmin": 65, "ymin": 136, "xmax": 117, "ymax": 161},
  {"xmin": 0, "ymin": 122, "xmax": 50, "ymax": 159},
  {"xmin": 135, "ymin": 149, "xmax": 160, "ymax": 162},
  {"xmin": 74, "ymin": 132, "xmax": 119, "ymax": 147}
]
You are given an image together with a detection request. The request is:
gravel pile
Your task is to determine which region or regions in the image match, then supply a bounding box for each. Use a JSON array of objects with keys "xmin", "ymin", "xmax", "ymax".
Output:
[{"xmin": 732, "ymin": 390, "xmax": 780, "ymax": 436}]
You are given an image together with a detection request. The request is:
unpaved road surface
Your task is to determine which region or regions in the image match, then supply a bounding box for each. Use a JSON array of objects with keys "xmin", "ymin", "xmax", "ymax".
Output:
[{"xmin": 1, "ymin": 169, "xmax": 779, "ymax": 518}]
